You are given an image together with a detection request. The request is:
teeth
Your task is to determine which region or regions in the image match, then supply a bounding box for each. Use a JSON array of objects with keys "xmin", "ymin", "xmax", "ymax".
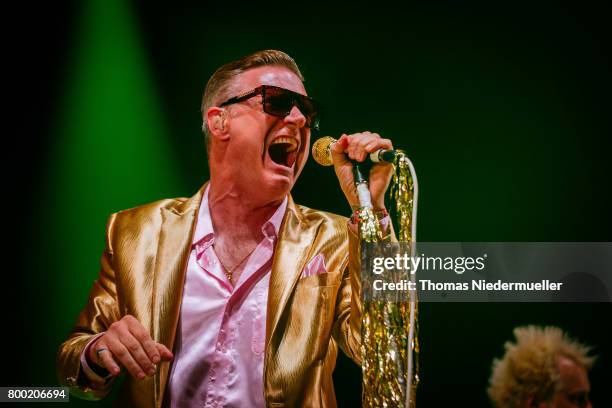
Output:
[{"xmin": 270, "ymin": 137, "xmax": 298, "ymax": 152}]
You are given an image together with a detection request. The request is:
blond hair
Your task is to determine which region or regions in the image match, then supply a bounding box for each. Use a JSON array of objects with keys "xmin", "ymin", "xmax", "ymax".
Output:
[
  {"xmin": 488, "ymin": 325, "xmax": 595, "ymax": 408},
  {"xmin": 200, "ymin": 49, "xmax": 304, "ymax": 147}
]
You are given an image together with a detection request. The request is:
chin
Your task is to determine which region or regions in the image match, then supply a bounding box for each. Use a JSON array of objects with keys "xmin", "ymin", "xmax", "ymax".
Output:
[{"xmin": 262, "ymin": 175, "xmax": 294, "ymax": 199}]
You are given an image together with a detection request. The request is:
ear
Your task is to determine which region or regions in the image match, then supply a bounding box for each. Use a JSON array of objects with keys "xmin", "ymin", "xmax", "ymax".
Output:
[{"xmin": 205, "ymin": 107, "xmax": 229, "ymax": 140}]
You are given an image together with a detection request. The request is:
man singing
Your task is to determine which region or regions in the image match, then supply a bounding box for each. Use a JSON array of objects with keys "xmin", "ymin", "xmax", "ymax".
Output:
[{"xmin": 58, "ymin": 49, "xmax": 394, "ymax": 407}]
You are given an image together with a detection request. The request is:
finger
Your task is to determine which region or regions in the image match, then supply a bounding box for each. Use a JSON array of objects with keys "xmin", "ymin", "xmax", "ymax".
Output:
[
  {"xmin": 89, "ymin": 337, "xmax": 105, "ymax": 365},
  {"xmin": 127, "ymin": 319, "xmax": 160, "ymax": 364},
  {"xmin": 156, "ymin": 343, "xmax": 174, "ymax": 361},
  {"xmin": 108, "ymin": 337, "xmax": 147, "ymax": 379},
  {"xmin": 348, "ymin": 133, "xmax": 377, "ymax": 161},
  {"xmin": 345, "ymin": 133, "xmax": 366, "ymax": 160},
  {"xmin": 330, "ymin": 135, "xmax": 350, "ymax": 165},
  {"xmin": 365, "ymin": 137, "xmax": 393, "ymax": 152},
  {"xmin": 355, "ymin": 133, "xmax": 388, "ymax": 159},
  {"xmin": 120, "ymin": 331, "xmax": 157, "ymax": 376},
  {"xmin": 360, "ymin": 139, "xmax": 394, "ymax": 165},
  {"xmin": 330, "ymin": 134, "xmax": 348, "ymax": 153},
  {"xmin": 357, "ymin": 133, "xmax": 376, "ymax": 148},
  {"xmin": 350, "ymin": 136, "xmax": 365, "ymax": 161},
  {"xmin": 358, "ymin": 144, "xmax": 368, "ymax": 162},
  {"xmin": 358, "ymin": 137, "xmax": 375, "ymax": 162},
  {"xmin": 95, "ymin": 345, "xmax": 121, "ymax": 376}
]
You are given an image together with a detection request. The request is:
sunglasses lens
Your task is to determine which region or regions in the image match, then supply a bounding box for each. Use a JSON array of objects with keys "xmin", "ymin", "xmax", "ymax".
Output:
[
  {"xmin": 264, "ymin": 88, "xmax": 293, "ymax": 117},
  {"xmin": 296, "ymin": 98, "xmax": 319, "ymax": 130},
  {"xmin": 264, "ymin": 87, "xmax": 320, "ymax": 130}
]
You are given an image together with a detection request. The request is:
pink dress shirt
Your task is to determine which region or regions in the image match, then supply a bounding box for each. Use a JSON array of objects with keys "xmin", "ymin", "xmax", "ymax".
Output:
[{"xmin": 165, "ymin": 186, "xmax": 287, "ymax": 407}]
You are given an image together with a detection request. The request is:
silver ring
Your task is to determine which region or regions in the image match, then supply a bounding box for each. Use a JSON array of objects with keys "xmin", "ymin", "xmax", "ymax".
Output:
[{"xmin": 95, "ymin": 348, "xmax": 108, "ymax": 356}]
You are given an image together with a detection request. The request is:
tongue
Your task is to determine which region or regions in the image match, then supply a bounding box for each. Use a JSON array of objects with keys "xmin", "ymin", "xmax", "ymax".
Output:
[{"xmin": 286, "ymin": 151, "xmax": 297, "ymax": 168}]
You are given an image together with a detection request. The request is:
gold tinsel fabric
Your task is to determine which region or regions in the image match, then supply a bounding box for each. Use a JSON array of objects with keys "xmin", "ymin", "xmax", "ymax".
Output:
[{"xmin": 360, "ymin": 152, "xmax": 419, "ymax": 407}]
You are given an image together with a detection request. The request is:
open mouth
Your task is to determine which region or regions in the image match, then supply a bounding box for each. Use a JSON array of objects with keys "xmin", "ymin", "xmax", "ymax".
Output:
[{"xmin": 268, "ymin": 137, "xmax": 299, "ymax": 168}]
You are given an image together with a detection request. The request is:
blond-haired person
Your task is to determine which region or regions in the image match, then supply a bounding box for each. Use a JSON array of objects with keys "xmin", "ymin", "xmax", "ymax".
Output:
[{"xmin": 488, "ymin": 326, "xmax": 596, "ymax": 408}]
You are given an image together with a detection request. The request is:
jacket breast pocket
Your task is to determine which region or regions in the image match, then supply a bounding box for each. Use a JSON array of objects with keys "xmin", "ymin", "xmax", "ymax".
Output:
[
  {"xmin": 291, "ymin": 269, "xmax": 341, "ymax": 359},
  {"xmin": 297, "ymin": 268, "xmax": 342, "ymax": 288}
]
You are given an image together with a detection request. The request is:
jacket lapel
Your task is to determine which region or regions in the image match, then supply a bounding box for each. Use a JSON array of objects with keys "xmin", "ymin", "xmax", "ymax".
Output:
[
  {"xmin": 151, "ymin": 185, "xmax": 205, "ymax": 407},
  {"xmin": 147, "ymin": 186, "xmax": 320, "ymax": 406},
  {"xmin": 266, "ymin": 196, "xmax": 323, "ymax": 343}
]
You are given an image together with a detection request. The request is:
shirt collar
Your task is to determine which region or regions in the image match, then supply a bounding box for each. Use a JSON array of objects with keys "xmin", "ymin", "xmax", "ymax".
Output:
[{"xmin": 193, "ymin": 185, "xmax": 288, "ymax": 246}]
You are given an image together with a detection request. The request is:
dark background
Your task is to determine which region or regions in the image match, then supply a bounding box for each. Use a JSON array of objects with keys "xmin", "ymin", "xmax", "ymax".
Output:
[{"xmin": 3, "ymin": 0, "xmax": 611, "ymax": 406}]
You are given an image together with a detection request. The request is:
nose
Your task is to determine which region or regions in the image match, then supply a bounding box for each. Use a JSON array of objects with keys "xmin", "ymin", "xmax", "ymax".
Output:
[{"xmin": 284, "ymin": 105, "xmax": 307, "ymax": 128}]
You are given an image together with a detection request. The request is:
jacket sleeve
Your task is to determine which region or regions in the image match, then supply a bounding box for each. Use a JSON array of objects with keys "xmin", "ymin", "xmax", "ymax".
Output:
[
  {"xmin": 331, "ymin": 225, "xmax": 363, "ymax": 365},
  {"xmin": 57, "ymin": 213, "xmax": 122, "ymax": 400},
  {"xmin": 331, "ymin": 215, "xmax": 397, "ymax": 366}
]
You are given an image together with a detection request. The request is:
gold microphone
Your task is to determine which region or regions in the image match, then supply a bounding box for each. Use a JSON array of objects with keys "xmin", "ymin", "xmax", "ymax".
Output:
[
  {"xmin": 311, "ymin": 136, "xmax": 336, "ymax": 166},
  {"xmin": 312, "ymin": 136, "xmax": 398, "ymax": 167},
  {"xmin": 312, "ymin": 136, "xmax": 372, "ymax": 207}
]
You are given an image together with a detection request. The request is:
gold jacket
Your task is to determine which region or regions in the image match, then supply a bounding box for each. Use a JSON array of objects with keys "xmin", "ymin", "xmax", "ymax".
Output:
[{"xmin": 57, "ymin": 184, "xmax": 362, "ymax": 407}]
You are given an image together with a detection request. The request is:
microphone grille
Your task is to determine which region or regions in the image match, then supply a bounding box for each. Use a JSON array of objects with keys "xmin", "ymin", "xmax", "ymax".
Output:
[{"xmin": 311, "ymin": 136, "xmax": 336, "ymax": 166}]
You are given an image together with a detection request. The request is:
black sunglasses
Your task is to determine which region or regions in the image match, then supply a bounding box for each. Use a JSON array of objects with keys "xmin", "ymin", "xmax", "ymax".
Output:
[{"xmin": 219, "ymin": 85, "xmax": 320, "ymax": 130}]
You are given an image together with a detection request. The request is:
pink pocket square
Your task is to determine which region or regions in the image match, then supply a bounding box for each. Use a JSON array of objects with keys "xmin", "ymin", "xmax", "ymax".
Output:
[{"xmin": 300, "ymin": 253, "xmax": 328, "ymax": 278}]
